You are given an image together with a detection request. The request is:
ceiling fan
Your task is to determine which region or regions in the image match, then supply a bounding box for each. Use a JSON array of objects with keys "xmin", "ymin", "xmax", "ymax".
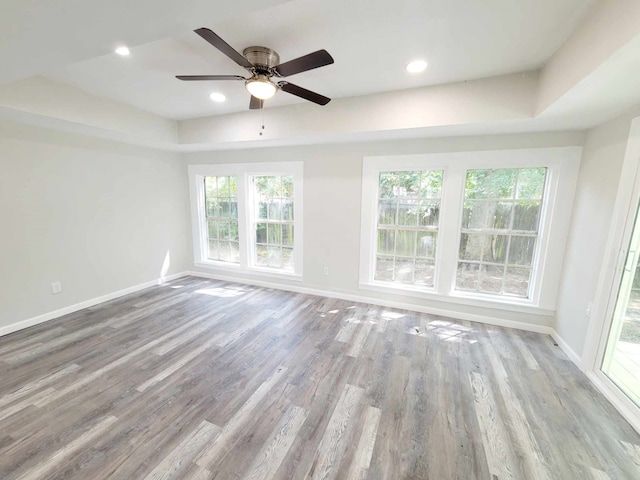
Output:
[{"xmin": 177, "ymin": 28, "xmax": 334, "ymax": 109}]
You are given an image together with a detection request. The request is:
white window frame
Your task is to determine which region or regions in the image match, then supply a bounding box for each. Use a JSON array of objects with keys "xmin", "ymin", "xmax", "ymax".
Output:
[
  {"xmin": 359, "ymin": 147, "xmax": 581, "ymax": 313},
  {"xmin": 189, "ymin": 162, "xmax": 303, "ymax": 280}
]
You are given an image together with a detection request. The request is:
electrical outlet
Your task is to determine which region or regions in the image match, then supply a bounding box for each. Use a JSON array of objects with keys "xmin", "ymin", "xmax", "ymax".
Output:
[
  {"xmin": 51, "ymin": 281, "xmax": 62, "ymax": 295},
  {"xmin": 323, "ymin": 266, "xmax": 329, "ymax": 276},
  {"xmin": 586, "ymin": 302, "xmax": 594, "ymax": 318}
]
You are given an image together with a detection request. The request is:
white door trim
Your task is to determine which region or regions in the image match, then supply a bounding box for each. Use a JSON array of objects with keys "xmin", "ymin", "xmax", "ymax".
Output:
[{"xmin": 582, "ymin": 115, "xmax": 640, "ymax": 434}]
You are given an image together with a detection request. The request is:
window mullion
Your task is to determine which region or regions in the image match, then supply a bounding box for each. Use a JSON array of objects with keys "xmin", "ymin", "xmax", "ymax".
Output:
[
  {"xmin": 391, "ymin": 197, "xmax": 399, "ymax": 280},
  {"xmin": 199, "ymin": 176, "xmax": 208, "ymax": 262},
  {"xmin": 236, "ymin": 173, "xmax": 250, "ymax": 269},
  {"xmin": 434, "ymin": 166, "xmax": 464, "ymax": 295},
  {"xmin": 502, "ymin": 235, "xmax": 512, "ymax": 295}
]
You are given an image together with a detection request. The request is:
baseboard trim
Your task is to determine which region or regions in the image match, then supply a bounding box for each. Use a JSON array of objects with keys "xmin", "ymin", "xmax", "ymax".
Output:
[
  {"xmin": 549, "ymin": 330, "xmax": 640, "ymax": 434},
  {"xmin": 550, "ymin": 329, "xmax": 583, "ymax": 367},
  {"xmin": 0, "ymin": 272, "xmax": 189, "ymax": 338},
  {"xmin": 1, "ymin": 269, "xmax": 555, "ymax": 339},
  {"xmin": 187, "ymin": 270, "xmax": 554, "ymax": 335},
  {"xmin": 586, "ymin": 371, "xmax": 640, "ymax": 435}
]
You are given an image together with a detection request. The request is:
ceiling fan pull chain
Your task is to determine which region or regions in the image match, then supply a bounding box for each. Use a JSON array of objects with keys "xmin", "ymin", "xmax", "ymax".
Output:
[{"xmin": 259, "ymin": 106, "xmax": 265, "ymax": 136}]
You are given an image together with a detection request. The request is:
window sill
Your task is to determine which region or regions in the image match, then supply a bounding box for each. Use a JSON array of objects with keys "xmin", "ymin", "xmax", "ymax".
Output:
[
  {"xmin": 358, "ymin": 282, "xmax": 553, "ymax": 316},
  {"xmin": 194, "ymin": 261, "xmax": 303, "ymax": 282}
]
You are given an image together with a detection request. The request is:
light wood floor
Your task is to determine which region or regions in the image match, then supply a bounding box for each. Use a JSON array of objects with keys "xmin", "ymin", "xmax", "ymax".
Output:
[{"xmin": 1, "ymin": 276, "xmax": 640, "ymax": 480}]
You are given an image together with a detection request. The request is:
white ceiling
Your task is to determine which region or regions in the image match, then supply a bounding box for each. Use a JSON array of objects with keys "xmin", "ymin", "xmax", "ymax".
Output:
[
  {"xmin": 0, "ymin": 0, "xmax": 284, "ymax": 85},
  {"xmin": 43, "ymin": 0, "xmax": 593, "ymax": 120}
]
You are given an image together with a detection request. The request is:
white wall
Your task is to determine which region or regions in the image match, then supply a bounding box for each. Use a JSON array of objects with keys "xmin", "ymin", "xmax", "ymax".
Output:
[
  {"xmin": 178, "ymin": 72, "xmax": 538, "ymax": 148},
  {"xmin": 0, "ymin": 77, "xmax": 177, "ymax": 144},
  {"xmin": 185, "ymin": 131, "xmax": 585, "ymax": 329},
  {"xmin": 555, "ymin": 107, "xmax": 640, "ymax": 357},
  {"xmin": 0, "ymin": 120, "xmax": 191, "ymax": 331}
]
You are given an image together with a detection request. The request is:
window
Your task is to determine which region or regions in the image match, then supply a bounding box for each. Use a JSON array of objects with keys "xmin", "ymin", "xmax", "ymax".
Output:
[
  {"xmin": 360, "ymin": 148, "xmax": 581, "ymax": 312},
  {"xmin": 252, "ymin": 175, "xmax": 295, "ymax": 271},
  {"xmin": 189, "ymin": 162, "xmax": 303, "ymax": 278},
  {"xmin": 375, "ymin": 170, "xmax": 443, "ymax": 287},
  {"xmin": 456, "ymin": 168, "xmax": 546, "ymax": 298},
  {"xmin": 204, "ymin": 175, "xmax": 239, "ymax": 264}
]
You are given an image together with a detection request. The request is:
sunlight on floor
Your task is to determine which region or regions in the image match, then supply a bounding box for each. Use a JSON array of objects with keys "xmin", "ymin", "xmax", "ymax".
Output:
[
  {"xmin": 344, "ymin": 317, "xmax": 365, "ymax": 324},
  {"xmin": 318, "ymin": 308, "xmax": 340, "ymax": 318},
  {"xmin": 430, "ymin": 320, "xmax": 475, "ymax": 341},
  {"xmin": 406, "ymin": 319, "xmax": 477, "ymax": 343},
  {"xmin": 195, "ymin": 287, "xmax": 247, "ymax": 298}
]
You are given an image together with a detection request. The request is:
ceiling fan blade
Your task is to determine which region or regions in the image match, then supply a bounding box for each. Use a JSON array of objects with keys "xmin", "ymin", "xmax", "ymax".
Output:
[
  {"xmin": 249, "ymin": 96, "xmax": 263, "ymax": 110},
  {"xmin": 275, "ymin": 50, "xmax": 334, "ymax": 77},
  {"xmin": 194, "ymin": 28, "xmax": 253, "ymax": 69},
  {"xmin": 176, "ymin": 75, "xmax": 246, "ymax": 81},
  {"xmin": 279, "ymin": 82, "xmax": 331, "ymax": 105}
]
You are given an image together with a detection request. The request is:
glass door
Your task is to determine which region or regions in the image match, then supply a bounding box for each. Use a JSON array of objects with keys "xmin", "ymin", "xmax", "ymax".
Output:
[{"xmin": 602, "ymin": 205, "xmax": 640, "ymax": 407}]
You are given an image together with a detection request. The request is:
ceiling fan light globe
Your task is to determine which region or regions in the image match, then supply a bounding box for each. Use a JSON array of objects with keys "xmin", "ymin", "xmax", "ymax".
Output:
[{"xmin": 246, "ymin": 78, "xmax": 278, "ymax": 100}]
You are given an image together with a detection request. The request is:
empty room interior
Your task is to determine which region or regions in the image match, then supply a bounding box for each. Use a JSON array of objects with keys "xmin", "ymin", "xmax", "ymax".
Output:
[{"xmin": 4, "ymin": 0, "xmax": 640, "ymax": 478}]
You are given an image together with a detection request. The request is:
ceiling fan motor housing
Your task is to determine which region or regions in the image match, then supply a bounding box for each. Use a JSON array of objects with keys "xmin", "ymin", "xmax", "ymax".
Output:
[{"xmin": 243, "ymin": 46, "xmax": 280, "ymax": 72}]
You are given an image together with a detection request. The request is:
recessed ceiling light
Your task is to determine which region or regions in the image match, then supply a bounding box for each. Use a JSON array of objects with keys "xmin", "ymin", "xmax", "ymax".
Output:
[
  {"xmin": 115, "ymin": 46, "xmax": 130, "ymax": 56},
  {"xmin": 406, "ymin": 60, "xmax": 428, "ymax": 73},
  {"xmin": 209, "ymin": 92, "xmax": 226, "ymax": 103}
]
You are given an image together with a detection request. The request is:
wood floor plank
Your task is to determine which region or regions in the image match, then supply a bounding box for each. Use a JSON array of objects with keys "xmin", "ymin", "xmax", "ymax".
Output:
[
  {"xmin": 273, "ymin": 298, "xmax": 314, "ymax": 328},
  {"xmin": 5, "ymin": 323, "xmax": 110, "ymax": 364},
  {"xmin": 469, "ymin": 371, "xmax": 520, "ymax": 480},
  {"xmin": 152, "ymin": 319, "xmax": 221, "ymax": 356},
  {"xmin": 181, "ymin": 464, "xmax": 213, "ymax": 480},
  {"xmin": 507, "ymin": 328, "xmax": 540, "ymax": 370},
  {"xmin": 0, "ymin": 327, "xmax": 66, "ymax": 358},
  {"xmin": 620, "ymin": 440, "xmax": 640, "ymax": 468},
  {"xmin": 486, "ymin": 326, "xmax": 516, "ymax": 360},
  {"xmin": 366, "ymin": 354, "xmax": 410, "ymax": 480},
  {"xmin": 32, "ymin": 313, "xmax": 214, "ymax": 408},
  {"xmin": 0, "ymin": 387, "xmax": 56, "ymax": 422},
  {"xmin": 207, "ymin": 382, "xmax": 294, "ymax": 480},
  {"xmin": 195, "ymin": 366, "xmax": 288, "ymax": 470},
  {"xmin": 14, "ymin": 415, "xmax": 117, "ymax": 480},
  {"xmin": 344, "ymin": 405, "xmax": 380, "ymax": 480},
  {"xmin": 589, "ymin": 467, "xmax": 613, "ymax": 480},
  {"xmin": 0, "ymin": 363, "xmax": 79, "ymax": 409},
  {"xmin": 305, "ymin": 383, "xmax": 364, "ymax": 480},
  {"xmin": 334, "ymin": 318, "xmax": 358, "ymax": 343},
  {"xmin": 215, "ymin": 308, "xmax": 276, "ymax": 348},
  {"xmin": 346, "ymin": 320, "xmax": 373, "ymax": 358},
  {"xmin": 142, "ymin": 420, "xmax": 221, "ymax": 480},
  {"xmin": 78, "ymin": 390, "xmax": 214, "ymax": 479},
  {"xmin": 137, "ymin": 333, "xmax": 225, "ymax": 392},
  {"xmin": 479, "ymin": 327, "xmax": 508, "ymax": 379},
  {"xmin": 242, "ymin": 405, "xmax": 308, "ymax": 480},
  {"xmin": 491, "ymin": 371, "xmax": 552, "ymax": 480}
]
